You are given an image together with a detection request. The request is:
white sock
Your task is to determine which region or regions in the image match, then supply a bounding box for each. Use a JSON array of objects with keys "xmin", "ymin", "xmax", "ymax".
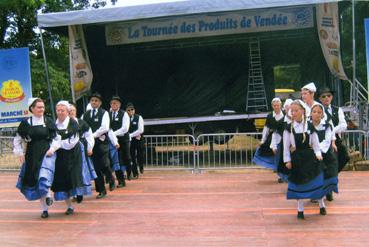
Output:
[
  {"xmin": 297, "ymin": 199, "xmax": 304, "ymax": 212},
  {"xmin": 40, "ymin": 196, "xmax": 48, "ymax": 211},
  {"xmin": 65, "ymin": 198, "xmax": 73, "ymax": 209},
  {"xmin": 318, "ymin": 198, "xmax": 326, "ymax": 208}
]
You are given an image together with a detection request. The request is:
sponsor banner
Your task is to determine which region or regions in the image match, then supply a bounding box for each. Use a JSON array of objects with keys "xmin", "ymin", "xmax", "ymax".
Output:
[
  {"xmin": 0, "ymin": 47, "xmax": 32, "ymax": 128},
  {"xmin": 316, "ymin": 3, "xmax": 347, "ymax": 80},
  {"xmin": 106, "ymin": 6, "xmax": 313, "ymax": 45},
  {"xmin": 365, "ymin": 18, "xmax": 369, "ymax": 96},
  {"xmin": 69, "ymin": 25, "xmax": 93, "ymax": 101}
]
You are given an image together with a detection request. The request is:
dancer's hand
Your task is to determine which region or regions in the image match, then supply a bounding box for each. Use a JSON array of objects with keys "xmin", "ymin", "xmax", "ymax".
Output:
[
  {"xmin": 285, "ymin": 162, "xmax": 292, "ymax": 169},
  {"xmin": 88, "ymin": 150, "xmax": 93, "ymax": 156},
  {"xmin": 272, "ymin": 149, "xmax": 277, "ymax": 155},
  {"xmin": 316, "ymin": 155, "xmax": 323, "ymax": 161},
  {"xmin": 46, "ymin": 148, "xmax": 54, "ymax": 157},
  {"xmin": 19, "ymin": 155, "xmax": 25, "ymax": 164},
  {"xmin": 115, "ymin": 144, "xmax": 120, "ymax": 149},
  {"xmin": 332, "ymin": 142, "xmax": 338, "ymax": 152}
]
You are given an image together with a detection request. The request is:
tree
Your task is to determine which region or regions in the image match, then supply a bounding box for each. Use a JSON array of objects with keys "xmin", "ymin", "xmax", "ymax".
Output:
[{"xmin": 0, "ymin": 0, "xmax": 117, "ymax": 114}]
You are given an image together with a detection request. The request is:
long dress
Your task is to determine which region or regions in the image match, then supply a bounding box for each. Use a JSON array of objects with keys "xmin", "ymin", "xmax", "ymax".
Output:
[
  {"xmin": 77, "ymin": 119, "xmax": 97, "ymax": 182},
  {"xmin": 283, "ymin": 122, "xmax": 324, "ymax": 200},
  {"xmin": 15, "ymin": 116, "xmax": 57, "ymax": 200},
  {"xmin": 253, "ymin": 112, "xmax": 284, "ymax": 170},
  {"xmin": 51, "ymin": 117, "xmax": 90, "ymax": 201},
  {"xmin": 313, "ymin": 120, "xmax": 339, "ymax": 196},
  {"xmin": 77, "ymin": 119, "xmax": 97, "ymax": 195}
]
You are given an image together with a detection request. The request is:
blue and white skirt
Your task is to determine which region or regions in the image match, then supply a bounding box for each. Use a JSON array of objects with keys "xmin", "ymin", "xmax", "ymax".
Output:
[{"xmin": 16, "ymin": 153, "xmax": 56, "ymax": 201}]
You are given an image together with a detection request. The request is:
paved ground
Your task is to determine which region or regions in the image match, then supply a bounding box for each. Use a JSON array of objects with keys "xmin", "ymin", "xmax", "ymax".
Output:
[{"xmin": 1, "ymin": 170, "xmax": 369, "ymax": 247}]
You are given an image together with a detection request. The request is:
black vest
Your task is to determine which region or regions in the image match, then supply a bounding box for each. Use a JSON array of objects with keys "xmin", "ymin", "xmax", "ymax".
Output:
[
  {"xmin": 110, "ymin": 110, "xmax": 124, "ymax": 131},
  {"xmin": 84, "ymin": 108, "xmax": 107, "ymax": 133},
  {"xmin": 325, "ymin": 105, "xmax": 339, "ymax": 127},
  {"xmin": 110, "ymin": 109, "xmax": 129, "ymax": 141},
  {"xmin": 57, "ymin": 118, "xmax": 79, "ymax": 140},
  {"xmin": 129, "ymin": 114, "xmax": 141, "ymax": 134}
]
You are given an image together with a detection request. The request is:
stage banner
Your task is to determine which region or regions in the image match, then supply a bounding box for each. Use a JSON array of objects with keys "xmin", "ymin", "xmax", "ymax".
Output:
[
  {"xmin": 69, "ymin": 25, "xmax": 93, "ymax": 101},
  {"xmin": 106, "ymin": 6, "xmax": 313, "ymax": 45},
  {"xmin": 365, "ymin": 18, "xmax": 369, "ymax": 96},
  {"xmin": 316, "ymin": 2, "xmax": 348, "ymax": 80},
  {"xmin": 0, "ymin": 47, "xmax": 32, "ymax": 128}
]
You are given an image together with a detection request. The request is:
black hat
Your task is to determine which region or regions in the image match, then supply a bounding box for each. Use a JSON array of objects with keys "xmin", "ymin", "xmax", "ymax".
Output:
[
  {"xmin": 317, "ymin": 87, "xmax": 335, "ymax": 97},
  {"xmin": 89, "ymin": 92, "xmax": 102, "ymax": 101},
  {"xmin": 126, "ymin": 102, "xmax": 135, "ymax": 109},
  {"xmin": 110, "ymin": 95, "xmax": 122, "ymax": 103}
]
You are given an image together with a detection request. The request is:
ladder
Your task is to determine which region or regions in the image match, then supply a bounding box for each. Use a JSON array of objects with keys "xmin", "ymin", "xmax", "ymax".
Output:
[{"xmin": 246, "ymin": 38, "xmax": 268, "ymax": 112}]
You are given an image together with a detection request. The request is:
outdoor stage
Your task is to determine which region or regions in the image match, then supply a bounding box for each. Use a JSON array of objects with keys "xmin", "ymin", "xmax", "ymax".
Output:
[{"xmin": 0, "ymin": 170, "xmax": 369, "ymax": 246}]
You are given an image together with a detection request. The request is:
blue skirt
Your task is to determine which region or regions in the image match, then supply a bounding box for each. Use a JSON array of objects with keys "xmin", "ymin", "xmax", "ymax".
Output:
[
  {"xmin": 16, "ymin": 153, "xmax": 56, "ymax": 201},
  {"xmin": 323, "ymin": 176, "xmax": 339, "ymax": 195},
  {"xmin": 109, "ymin": 141, "xmax": 120, "ymax": 171},
  {"xmin": 252, "ymin": 146, "xmax": 280, "ymax": 171},
  {"xmin": 287, "ymin": 172, "xmax": 325, "ymax": 200},
  {"xmin": 80, "ymin": 142, "xmax": 97, "ymax": 180}
]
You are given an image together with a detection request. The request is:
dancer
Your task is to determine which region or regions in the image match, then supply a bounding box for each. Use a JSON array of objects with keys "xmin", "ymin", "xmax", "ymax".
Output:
[
  {"xmin": 14, "ymin": 98, "xmax": 59, "ymax": 218},
  {"xmin": 69, "ymin": 103, "xmax": 97, "ymax": 203},
  {"xmin": 283, "ymin": 100, "xmax": 325, "ymax": 219},
  {"xmin": 253, "ymin": 98, "xmax": 284, "ymax": 172},
  {"xmin": 310, "ymin": 103, "xmax": 338, "ymax": 206}
]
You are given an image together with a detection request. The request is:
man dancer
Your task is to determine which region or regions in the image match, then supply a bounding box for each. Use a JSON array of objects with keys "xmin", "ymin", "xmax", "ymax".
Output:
[
  {"xmin": 82, "ymin": 92, "xmax": 112, "ymax": 199},
  {"xmin": 318, "ymin": 86, "xmax": 349, "ymax": 201},
  {"xmin": 126, "ymin": 102, "xmax": 145, "ymax": 175},
  {"xmin": 109, "ymin": 96, "xmax": 132, "ymax": 184}
]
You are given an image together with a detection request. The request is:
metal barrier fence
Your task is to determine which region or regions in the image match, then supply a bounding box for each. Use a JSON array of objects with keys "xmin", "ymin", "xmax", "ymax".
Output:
[
  {"xmin": 0, "ymin": 136, "xmax": 19, "ymax": 170},
  {"xmin": 144, "ymin": 135, "xmax": 196, "ymax": 171},
  {"xmin": 1, "ymin": 130, "xmax": 369, "ymax": 171},
  {"xmin": 341, "ymin": 130, "xmax": 368, "ymax": 160},
  {"xmin": 196, "ymin": 133, "xmax": 261, "ymax": 170}
]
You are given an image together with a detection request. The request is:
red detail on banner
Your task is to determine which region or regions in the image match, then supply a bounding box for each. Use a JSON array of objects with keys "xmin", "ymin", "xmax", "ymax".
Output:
[{"xmin": 0, "ymin": 93, "xmax": 25, "ymax": 103}]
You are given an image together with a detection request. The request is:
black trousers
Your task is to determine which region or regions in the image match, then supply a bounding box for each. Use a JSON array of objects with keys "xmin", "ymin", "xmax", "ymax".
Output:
[
  {"xmin": 92, "ymin": 140, "xmax": 111, "ymax": 193},
  {"xmin": 117, "ymin": 138, "xmax": 136, "ymax": 178},
  {"xmin": 130, "ymin": 138, "xmax": 145, "ymax": 173}
]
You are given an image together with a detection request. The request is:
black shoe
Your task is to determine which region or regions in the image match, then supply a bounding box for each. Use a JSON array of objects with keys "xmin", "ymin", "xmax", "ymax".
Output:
[
  {"xmin": 127, "ymin": 174, "xmax": 132, "ymax": 181},
  {"xmin": 133, "ymin": 173, "xmax": 139, "ymax": 179},
  {"xmin": 109, "ymin": 181, "xmax": 116, "ymax": 191},
  {"xmin": 320, "ymin": 207, "xmax": 327, "ymax": 215},
  {"xmin": 72, "ymin": 196, "xmax": 77, "ymax": 202},
  {"xmin": 297, "ymin": 211, "xmax": 304, "ymax": 219},
  {"xmin": 96, "ymin": 191, "xmax": 107, "ymax": 199},
  {"xmin": 326, "ymin": 193, "xmax": 334, "ymax": 201},
  {"xmin": 46, "ymin": 197, "xmax": 53, "ymax": 206},
  {"xmin": 65, "ymin": 208, "xmax": 74, "ymax": 215},
  {"xmin": 76, "ymin": 195, "xmax": 83, "ymax": 203},
  {"xmin": 41, "ymin": 211, "xmax": 49, "ymax": 218},
  {"xmin": 277, "ymin": 178, "xmax": 284, "ymax": 183},
  {"xmin": 140, "ymin": 167, "xmax": 144, "ymax": 174},
  {"xmin": 117, "ymin": 180, "xmax": 126, "ymax": 188},
  {"xmin": 310, "ymin": 199, "xmax": 318, "ymax": 203}
]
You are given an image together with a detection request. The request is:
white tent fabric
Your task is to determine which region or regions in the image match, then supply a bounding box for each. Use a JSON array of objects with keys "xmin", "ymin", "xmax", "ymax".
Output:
[{"xmin": 37, "ymin": 0, "xmax": 340, "ymax": 28}]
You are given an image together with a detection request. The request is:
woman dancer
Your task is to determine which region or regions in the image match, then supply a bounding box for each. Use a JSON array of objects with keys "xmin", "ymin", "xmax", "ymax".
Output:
[
  {"xmin": 310, "ymin": 103, "xmax": 338, "ymax": 207},
  {"xmin": 14, "ymin": 98, "xmax": 59, "ymax": 218},
  {"xmin": 69, "ymin": 103, "xmax": 97, "ymax": 203},
  {"xmin": 283, "ymin": 100, "xmax": 325, "ymax": 219},
  {"xmin": 51, "ymin": 101, "xmax": 89, "ymax": 215},
  {"xmin": 253, "ymin": 98, "xmax": 284, "ymax": 171}
]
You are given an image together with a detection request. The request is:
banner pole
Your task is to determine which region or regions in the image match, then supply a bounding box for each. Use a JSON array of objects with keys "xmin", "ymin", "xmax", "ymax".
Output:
[{"xmin": 38, "ymin": 26, "xmax": 56, "ymax": 120}]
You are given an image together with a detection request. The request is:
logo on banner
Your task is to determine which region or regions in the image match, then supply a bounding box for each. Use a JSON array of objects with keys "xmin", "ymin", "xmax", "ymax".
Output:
[
  {"xmin": 0, "ymin": 80, "xmax": 25, "ymax": 103},
  {"xmin": 316, "ymin": 3, "xmax": 347, "ymax": 80}
]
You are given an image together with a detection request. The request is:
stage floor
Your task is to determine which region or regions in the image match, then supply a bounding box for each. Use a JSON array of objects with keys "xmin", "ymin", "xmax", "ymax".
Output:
[{"xmin": 1, "ymin": 170, "xmax": 369, "ymax": 246}]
